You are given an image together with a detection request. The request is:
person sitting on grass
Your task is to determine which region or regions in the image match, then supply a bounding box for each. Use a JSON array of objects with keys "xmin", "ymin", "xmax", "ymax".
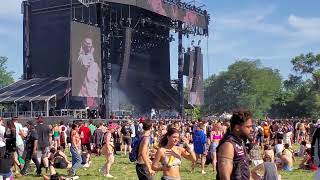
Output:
[
  {"xmin": 296, "ymin": 141, "xmax": 307, "ymax": 157},
  {"xmin": 299, "ymin": 148, "xmax": 317, "ymax": 171},
  {"xmin": 49, "ymin": 147, "xmax": 71, "ymax": 169},
  {"xmin": 250, "ymin": 143, "xmax": 263, "ymax": 166},
  {"xmin": 263, "ymin": 144, "xmax": 274, "ymax": 162},
  {"xmin": 251, "ymin": 154, "xmax": 281, "ymax": 180}
]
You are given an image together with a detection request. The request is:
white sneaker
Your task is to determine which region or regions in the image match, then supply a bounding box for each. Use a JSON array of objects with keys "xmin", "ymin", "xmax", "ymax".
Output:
[
  {"xmin": 201, "ymin": 170, "xmax": 206, "ymax": 174},
  {"xmin": 104, "ymin": 174, "xmax": 114, "ymax": 178}
]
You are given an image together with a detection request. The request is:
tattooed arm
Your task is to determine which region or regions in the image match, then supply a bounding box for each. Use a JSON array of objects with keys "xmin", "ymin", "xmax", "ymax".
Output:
[{"xmin": 217, "ymin": 142, "xmax": 234, "ymax": 180}]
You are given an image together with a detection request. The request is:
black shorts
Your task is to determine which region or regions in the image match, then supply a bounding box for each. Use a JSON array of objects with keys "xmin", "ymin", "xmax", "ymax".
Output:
[
  {"xmin": 66, "ymin": 137, "xmax": 71, "ymax": 144},
  {"xmin": 122, "ymin": 137, "xmax": 132, "ymax": 145},
  {"xmin": 81, "ymin": 143, "xmax": 91, "ymax": 152},
  {"xmin": 277, "ymin": 133, "xmax": 284, "ymax": 140},
  {"xmin": 136, "ymin": 164, "xmax": 154, "ymax": 180}
]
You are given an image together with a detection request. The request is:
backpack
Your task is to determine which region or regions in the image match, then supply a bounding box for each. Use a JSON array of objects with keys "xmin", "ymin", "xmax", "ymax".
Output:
[{"xmin": 129, "ymin": 136, "xmax": 142, "ymax": 162}]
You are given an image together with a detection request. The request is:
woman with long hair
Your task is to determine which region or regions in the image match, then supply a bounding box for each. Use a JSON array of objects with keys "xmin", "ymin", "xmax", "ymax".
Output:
[
  {"xmin": 210, "ymin": 123, "xmax": 223, "ymax": 172},
  {"xmin": 152, "ymin": 128, "xmax": 196, "ymax": 180}
]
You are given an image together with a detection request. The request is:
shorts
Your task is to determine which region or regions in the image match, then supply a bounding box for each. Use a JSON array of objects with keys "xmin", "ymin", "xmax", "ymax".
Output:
[
  {"xmin": 66, "ymin": 137, "xmax": 71, "ymax": 144},
  {"xmin": 277, "ymin": 133, "xmax": 284, "ymax": 140},
  {"xmin": 38, "ymin": 146, "xmax": 50, "ymax": 157},
  {"xmin": 210, "ymin": 142, "xmax": 218, "ymax": 153},
  {"xmin": 136, "ymin": 164, "xmax": 154, "ymax": 180},
  {"xmin": 161, "ymin": 176, "xmax": 181, "ymax": 180},
  {"xmin": 283, "ymin": 165, "xmax": 293, "ymax": 171},
  {"xmin": 81, "ymin": 143, "xmax": 91, "ymax": 152},
  {"xmin": 54, "ymin": 136, "xmax": 60, "ymax": 141},
  {"xmin": 123, "ymin": 137, "xmax": 132, "ymax": 145},
  {"xmin": 256, "ymin": 136, "xmax": 264, "ymax": 143}
]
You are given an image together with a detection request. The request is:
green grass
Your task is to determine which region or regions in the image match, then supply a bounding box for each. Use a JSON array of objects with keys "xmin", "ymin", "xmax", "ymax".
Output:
[{"xmin": 14, "ymin": 153, "xmax": 316, "ymax": 180}]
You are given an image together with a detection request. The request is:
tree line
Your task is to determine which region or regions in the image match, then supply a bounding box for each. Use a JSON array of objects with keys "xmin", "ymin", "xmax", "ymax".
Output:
[{"xmin": 201, "ymin": 52, "xmax": 320, "ymax": 119}]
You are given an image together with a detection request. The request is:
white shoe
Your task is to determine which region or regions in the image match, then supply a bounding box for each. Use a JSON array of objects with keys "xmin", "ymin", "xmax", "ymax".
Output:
[
  {"xmin": 201, "ymin": 170, "xmax": 206, "ymax": 174},
  {"xmin": 104, "ymin": 174, "xmax": 114, "ymax": 178}
]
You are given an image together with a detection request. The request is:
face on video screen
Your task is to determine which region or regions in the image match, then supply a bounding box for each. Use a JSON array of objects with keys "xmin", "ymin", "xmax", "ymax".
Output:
[
  {"xmin": 148, "ymin": 0, "xmax": 166, "ymax": 16},
  {"xmin": 82, "ymin": 38, "xmax": 93, "ymax": 54}
]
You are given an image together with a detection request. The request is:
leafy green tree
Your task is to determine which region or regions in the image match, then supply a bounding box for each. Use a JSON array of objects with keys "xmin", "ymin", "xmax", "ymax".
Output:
[
  {"xmin": 0, "ymin": 56, "xmax": 14, "ymax": 88},
  {"xmin": 291, "ymin": 53, "xmax": 320, "ymax": 90},
  {"xmin": 203, "ymin": 60, "xmax": 282, "ymax": 118}
]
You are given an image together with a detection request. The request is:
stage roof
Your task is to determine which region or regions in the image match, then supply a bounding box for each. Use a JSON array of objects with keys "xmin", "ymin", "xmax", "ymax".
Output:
[
  {"xmin": 0, "ymin": 77, "xmax": 70, "ymax": 103},
  {"xmin": 102, "ymin": 0, "xmax": 209, "ymax": 28}
]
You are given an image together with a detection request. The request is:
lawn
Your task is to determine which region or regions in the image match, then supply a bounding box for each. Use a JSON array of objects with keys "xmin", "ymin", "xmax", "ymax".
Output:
[{"xmin": 15, "ymin": 153, "xmax": 316, "ymax": 180}]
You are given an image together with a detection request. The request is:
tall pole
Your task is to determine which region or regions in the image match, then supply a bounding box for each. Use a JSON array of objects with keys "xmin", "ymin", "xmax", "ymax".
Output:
[
  {"xmin": 100, "ymin": 5, "xmax": 111, "ymax": 119},
  {"xmin": 178, "ymin": 21, "xmax": 184, "ymax": 118},
  {"xmin": 22, "ymin": 1, "xmax": 31, "ymax": 80}
]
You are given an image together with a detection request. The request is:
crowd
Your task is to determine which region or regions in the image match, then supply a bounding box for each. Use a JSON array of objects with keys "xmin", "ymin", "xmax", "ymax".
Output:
[{"xmin": 0, "ymin": 111, "xmax": 320, "ymax": 180}]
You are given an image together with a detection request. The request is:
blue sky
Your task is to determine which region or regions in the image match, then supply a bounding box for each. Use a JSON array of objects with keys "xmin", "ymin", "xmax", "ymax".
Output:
[{"xmin": 1, "ymin": 1, "xmax": 320, "ymax": 81}]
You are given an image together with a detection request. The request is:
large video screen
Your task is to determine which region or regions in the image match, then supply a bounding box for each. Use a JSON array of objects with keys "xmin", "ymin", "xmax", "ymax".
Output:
[{"xmin": 71, "ymin": 21, "xmax": 102, "ymax": 100}]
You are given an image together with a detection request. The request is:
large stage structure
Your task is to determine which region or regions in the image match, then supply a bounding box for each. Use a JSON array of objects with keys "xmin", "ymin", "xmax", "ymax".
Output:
[{"xmin": 0, "ymin": 0, "xmax": 209, "ymax": 119}]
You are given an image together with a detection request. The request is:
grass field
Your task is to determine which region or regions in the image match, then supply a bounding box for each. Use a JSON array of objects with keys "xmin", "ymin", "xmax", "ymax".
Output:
[{"xmin": 14, "ymin": 152, "xmax": 316, "ymax": 180}]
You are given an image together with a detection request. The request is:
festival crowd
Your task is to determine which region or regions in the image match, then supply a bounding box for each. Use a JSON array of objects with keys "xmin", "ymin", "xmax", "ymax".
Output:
[{"xmin": 0, "ymin": 110, "xmax": 320, "ymax": 180}]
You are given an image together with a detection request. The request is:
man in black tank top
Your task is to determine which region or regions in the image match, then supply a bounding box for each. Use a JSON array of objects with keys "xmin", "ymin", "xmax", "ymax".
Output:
[{"xmin": 216, "ymin": 109, "xmax": 254, "ymax": 180}]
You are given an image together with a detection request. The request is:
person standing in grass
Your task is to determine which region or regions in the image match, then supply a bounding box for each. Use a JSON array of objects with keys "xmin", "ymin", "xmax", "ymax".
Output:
[
  {"xmin": 192, "ymin": 123, "xmax": 207, "ymax": 174},
  {"xmin": 68, "ymin": 123, "xmax": 82, "ymax": 177},
  {"xmin": 136, "ymin": 119, "xmax": 155, "ymax": 180},
  {"xmin": 216, "ymin": 109, "xmax": 254, "ymax": 180},
  {"xmin": 101, "ymin": 124, "xmax": 116, "ymax": 178}
]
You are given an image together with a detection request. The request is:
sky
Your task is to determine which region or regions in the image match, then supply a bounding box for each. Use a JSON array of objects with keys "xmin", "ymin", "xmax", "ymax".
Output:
[{"xmin": 1, "ymin": 0, "xmax": 320, "ymax": 81}]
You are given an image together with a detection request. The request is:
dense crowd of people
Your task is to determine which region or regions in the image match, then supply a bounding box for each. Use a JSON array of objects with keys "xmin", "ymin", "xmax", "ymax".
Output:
[{"xmin": 0, "ymin": 111, "xmax": 320, "ymax": 180}]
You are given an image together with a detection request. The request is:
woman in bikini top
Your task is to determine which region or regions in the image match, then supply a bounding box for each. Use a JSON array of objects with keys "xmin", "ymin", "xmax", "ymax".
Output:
[{"xmin": 152, "ymin": 128, "xmax": 196, "ymax": 180}]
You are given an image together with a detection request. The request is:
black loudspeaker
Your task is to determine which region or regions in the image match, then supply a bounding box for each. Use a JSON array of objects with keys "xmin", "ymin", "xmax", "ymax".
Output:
[
  {"xmin": 118, "ymin": 27, "xmax": 132, "ymax": 84},
  {"xmin": 183, "ymin": 48, "xmax": 195, "ymax": 77},
  {"xmin": 191, "ymin": 47, "xmax": 203, "ymax": 92}
]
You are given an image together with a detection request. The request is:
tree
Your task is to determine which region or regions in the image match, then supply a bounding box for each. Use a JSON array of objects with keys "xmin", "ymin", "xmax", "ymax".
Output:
[
  {"xmin": 291, "ymin": 53, "xmax": 320, "ymax": 90},
  {"xmin": 0, "ymin": 56, "xmax": 14, "ymax": 88},
  {"xmin": 203, "ymin": 60, "xmax": 282, "ymax": 118}
]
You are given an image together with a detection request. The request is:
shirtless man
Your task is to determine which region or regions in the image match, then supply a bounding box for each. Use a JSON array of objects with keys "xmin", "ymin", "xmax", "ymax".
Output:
[{"xmin": 298, "ymin": 121, "xmax": 306, "ymax": 143}]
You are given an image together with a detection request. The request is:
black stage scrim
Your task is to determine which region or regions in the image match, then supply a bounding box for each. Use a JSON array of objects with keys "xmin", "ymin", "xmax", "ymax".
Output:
[
  {"xmin": 71, "ymin": 22, "xmax": 102, "ymax": 107},
  {"xmin": 103, "ymin": 0, "xmax": 208, "ymax": 28},
  {"xmin": 187, "ymin": 47, "xmax": 204, "ymax": 106}
]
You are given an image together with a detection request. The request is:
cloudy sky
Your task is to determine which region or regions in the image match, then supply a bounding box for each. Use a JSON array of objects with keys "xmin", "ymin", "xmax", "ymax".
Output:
[{"xmin": 1, "ymin": 0, "xmax": 320, "ymax": 80}]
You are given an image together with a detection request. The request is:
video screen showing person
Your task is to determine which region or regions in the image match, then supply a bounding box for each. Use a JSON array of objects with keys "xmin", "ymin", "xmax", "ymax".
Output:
[{"xmin": 71, "ymin": 22, "xmax": 102, "ymax": 99}]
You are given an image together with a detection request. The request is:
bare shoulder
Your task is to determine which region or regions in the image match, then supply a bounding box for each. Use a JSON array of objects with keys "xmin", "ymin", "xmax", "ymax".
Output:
[{"xmin": 217, "ymin": 142, "xmax": 234, "ymax": 157}]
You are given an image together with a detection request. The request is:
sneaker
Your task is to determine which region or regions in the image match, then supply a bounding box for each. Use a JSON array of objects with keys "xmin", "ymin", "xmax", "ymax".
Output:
[
  {"xmin": 201, "ymin": 170, "xmax": 206, "ymax": 174},
  {"xmin": 104, "ymin": 174, "xmax": 114, "ymax": 178}
]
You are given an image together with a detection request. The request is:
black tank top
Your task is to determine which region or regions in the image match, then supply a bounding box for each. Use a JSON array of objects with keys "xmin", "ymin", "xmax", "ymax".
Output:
[{"xmin": 216, "ymin": 133, "xmax": 250, "ymax": 180}]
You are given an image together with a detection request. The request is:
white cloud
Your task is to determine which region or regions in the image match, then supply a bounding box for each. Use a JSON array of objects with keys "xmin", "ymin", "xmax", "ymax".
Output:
[{"xmin": 288, "ymin": 15, "xmax": 320, "ymax": 39}]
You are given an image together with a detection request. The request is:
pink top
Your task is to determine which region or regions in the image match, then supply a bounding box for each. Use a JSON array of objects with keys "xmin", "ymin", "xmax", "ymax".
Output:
[{"xmin": 212, "ymin": 131, "xmax": 223, "ymax": 140}]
